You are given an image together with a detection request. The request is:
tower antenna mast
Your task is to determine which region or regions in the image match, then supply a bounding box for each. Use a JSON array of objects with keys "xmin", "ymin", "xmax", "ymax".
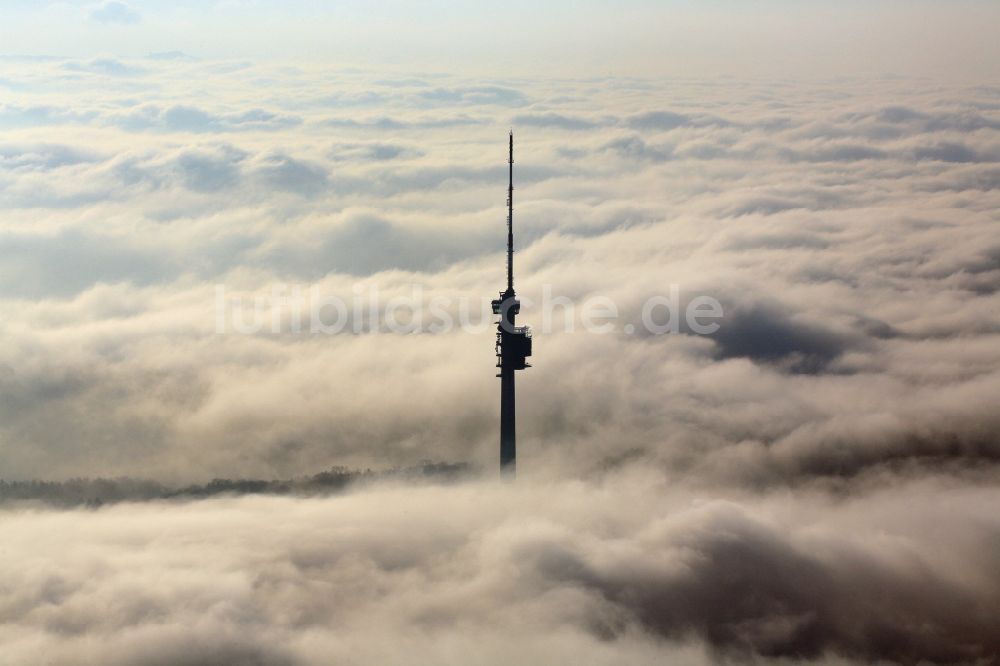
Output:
[{"xmin": 507, "ymin": 131, "xmax": 514, "ymax": 292}]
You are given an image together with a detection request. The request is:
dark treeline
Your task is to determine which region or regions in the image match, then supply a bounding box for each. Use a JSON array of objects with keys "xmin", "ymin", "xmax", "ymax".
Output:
[{"xmin": 0, "ymin": 462, "xmax": 472, "ymax": 508}]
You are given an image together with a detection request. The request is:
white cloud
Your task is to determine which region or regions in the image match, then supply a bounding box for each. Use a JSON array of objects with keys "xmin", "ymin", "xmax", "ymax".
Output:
[
  {"xmin": 2, "ymin": 477, "xmax": 999, "ymax": 665},
  {"xmin": 1, "ymin": 49, "xmax": 1000, "ymax": 665},
  {"xmin": 89, "ymin": 1, "xmax": 140, "ymax": 25},
  {"xmin": 0, "ymin": 58, "xmax": 999, "ymax": 486}
]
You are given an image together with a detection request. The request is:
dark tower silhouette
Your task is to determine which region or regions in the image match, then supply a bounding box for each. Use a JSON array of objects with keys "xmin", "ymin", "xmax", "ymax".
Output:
[{"xmin": 492, "ymin": 132, "xmax": 531, "ymax": 477}]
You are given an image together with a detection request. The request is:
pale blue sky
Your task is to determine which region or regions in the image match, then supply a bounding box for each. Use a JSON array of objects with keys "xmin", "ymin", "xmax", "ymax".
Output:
[{"xmin": 2, "ymin": 0, "xmax": 998, "ymax": 78}]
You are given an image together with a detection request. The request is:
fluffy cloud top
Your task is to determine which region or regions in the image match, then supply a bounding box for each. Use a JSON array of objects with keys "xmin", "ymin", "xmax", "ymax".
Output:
[
  {"xmin": 3, "ymin": 476, "xmax": 999, "ymax": 665},
  {"xmin": 1, "ymin": 58, "xmax": 997, "ymax": 485},
  {"xmin": 1, "ymin": 55, "xmax": 999, "ymax": 664}
]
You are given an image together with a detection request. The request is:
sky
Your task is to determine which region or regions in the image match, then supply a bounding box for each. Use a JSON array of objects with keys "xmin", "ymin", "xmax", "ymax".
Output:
[
  {"xmin": 3, "ymin": 1, "xmax": 1000, "ymax": 77},
  {"xmin": 1, "ymin": 2, "xmax": 1000, "ymax": 665}
]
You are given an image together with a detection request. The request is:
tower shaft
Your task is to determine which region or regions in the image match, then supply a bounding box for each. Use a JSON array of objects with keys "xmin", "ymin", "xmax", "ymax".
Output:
[{"xmin": 500, "ymin": 342, "xmax": 516, "ymax": 473}]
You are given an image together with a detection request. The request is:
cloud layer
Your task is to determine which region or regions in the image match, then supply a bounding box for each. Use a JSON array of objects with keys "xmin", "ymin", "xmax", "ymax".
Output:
[
  {"xmin": 3, "ymin": 476, "xmax": 999, "ymax": 665},
  {"xmin": 1, "ymin": 58, "xmax": 998, "ymax": 485},
  {"xmin": 1, "ymin": 55, "xmax": 999, "ymax": 664}
]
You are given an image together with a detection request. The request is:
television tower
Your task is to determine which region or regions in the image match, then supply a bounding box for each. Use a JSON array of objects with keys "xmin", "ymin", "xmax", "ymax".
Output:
[{"xmin": 492, "ymin": 132, "xmax": 532, "ymax": 477}]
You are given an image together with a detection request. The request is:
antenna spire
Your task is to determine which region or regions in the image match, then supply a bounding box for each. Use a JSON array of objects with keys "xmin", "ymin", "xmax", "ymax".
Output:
[{"xmin": 507, "ymin": 131, "xmax": 514, "ymax": 292}]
